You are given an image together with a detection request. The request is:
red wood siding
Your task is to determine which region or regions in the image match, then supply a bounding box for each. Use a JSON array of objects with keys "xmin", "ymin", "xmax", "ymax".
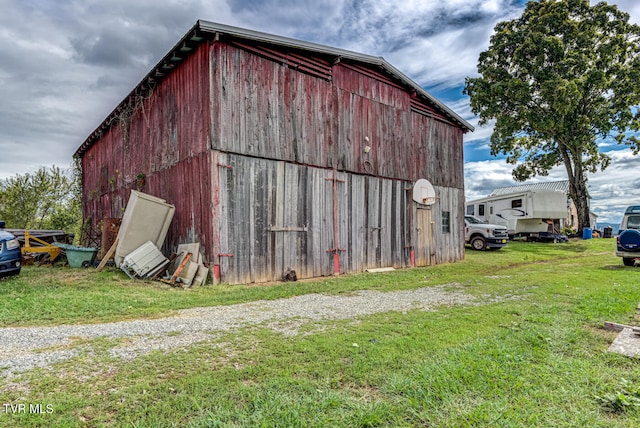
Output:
[
  {"xmin": 210, "ymin": 42, "xmax": 464, "ymax": 186},
  {"xmin": 81, "ymin": 44, "xmax": 213, "ymax": 257},
  {"xmin": 411, "ymin": 114, "xmax": 464, "ymax": 189},
  {"xmin": 333, "ymin": 62, "xmax": 409, "ymax": 110},
  {"xmin": 211, "ymin": 42, "xmax": 336, "ymax": 167}
]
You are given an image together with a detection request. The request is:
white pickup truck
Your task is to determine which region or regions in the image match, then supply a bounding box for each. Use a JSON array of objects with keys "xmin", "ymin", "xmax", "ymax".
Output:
[{"xmin": 464, "ymin": 215, "xmax": 509, "ymax": 250}]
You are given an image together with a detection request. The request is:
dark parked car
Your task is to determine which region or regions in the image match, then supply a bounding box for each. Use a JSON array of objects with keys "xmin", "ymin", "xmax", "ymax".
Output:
[
  {"xmin": 616, "ymin": 205, "xmax": 640, "ymax": 266},
  {"xmin": 0, "ymin": 221, "xmax": 21, "ymax": 277}
]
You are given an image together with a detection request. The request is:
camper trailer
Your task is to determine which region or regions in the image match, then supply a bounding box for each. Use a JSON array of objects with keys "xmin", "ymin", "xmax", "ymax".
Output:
[{"xmin": 466, "ymin": 190, "xmax": 567, "ymax": 237}]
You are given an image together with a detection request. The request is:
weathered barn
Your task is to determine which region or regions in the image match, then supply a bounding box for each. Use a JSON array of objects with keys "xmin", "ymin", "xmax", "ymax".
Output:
[{"xmin": 75, "ymin": 21, "xmax": 473, "ymax": 284}]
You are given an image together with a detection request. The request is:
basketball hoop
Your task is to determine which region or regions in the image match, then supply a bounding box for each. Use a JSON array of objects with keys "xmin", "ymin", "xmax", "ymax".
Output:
[
  {"xmin": 413, "ymin": 179, "xmax": 437, "ymax": 205},
  {"xmin": 421, "ymin": 196, "xmax": 437, "ymax": 205}
]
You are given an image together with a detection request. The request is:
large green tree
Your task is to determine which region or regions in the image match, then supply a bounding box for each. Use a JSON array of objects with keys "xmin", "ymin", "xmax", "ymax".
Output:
[{"xmin": 464, "ymin": 0, "xmax": 640, "ymax": 232}]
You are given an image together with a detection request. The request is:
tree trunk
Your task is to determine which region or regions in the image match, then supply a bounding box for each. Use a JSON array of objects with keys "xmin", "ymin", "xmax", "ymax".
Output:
[{"xmin": 567, "ymin": 163, "xmax": 591, "ymax": 234}]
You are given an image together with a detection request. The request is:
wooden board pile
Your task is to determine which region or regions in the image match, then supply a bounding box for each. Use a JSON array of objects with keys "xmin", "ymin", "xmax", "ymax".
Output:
[
  {"xmin": 158, "ymin": 243, "xmax": 209, "ymax": 287},
  {"xmin": 97, "ymin": 191, "xmax": 209, "ymax": 287}
]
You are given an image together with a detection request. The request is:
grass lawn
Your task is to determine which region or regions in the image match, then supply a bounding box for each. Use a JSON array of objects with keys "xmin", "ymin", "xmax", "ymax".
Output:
[{"xmin": 1, "ymin": 238, "xmax": 640, "ymax": 426}]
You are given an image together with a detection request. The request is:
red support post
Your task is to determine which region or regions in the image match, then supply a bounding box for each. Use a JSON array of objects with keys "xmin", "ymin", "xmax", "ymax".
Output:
[{"xmin": 404, "ymin": 245, "xmax": 415, "ymax": 267}]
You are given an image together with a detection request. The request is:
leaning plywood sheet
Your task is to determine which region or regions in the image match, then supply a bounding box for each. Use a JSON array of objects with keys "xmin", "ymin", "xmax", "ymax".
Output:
[
  {"xmin": 178, "ymin": 260, "xmax": 199, "ymax": 287},
  {"xmin": 115, "ymin": 191, "xmax": 175, "ymax": 267},
  {"xmin": 192, "ymin": 265, "xmax": 209, "ymax": 286}
]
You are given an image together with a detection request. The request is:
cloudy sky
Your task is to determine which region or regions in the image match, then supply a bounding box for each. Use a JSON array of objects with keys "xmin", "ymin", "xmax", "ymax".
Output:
[{"xmin": 1, "ymin": 0, "xmax": 640, "ymax": 225}]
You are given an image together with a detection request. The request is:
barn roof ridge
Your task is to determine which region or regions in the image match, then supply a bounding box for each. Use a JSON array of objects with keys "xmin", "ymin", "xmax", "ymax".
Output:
[{"xmin": 75, "ymin": 20, "xmax": 473, "ymax": 157}]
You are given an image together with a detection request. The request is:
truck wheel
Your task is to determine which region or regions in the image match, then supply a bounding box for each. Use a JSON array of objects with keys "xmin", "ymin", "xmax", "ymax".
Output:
[
  {"xmin": 470, "ymin": 236, "xmax": 487, "ymax": 251},
  {"xmin": 623, "ymin": 258, "xmax": 636, "ymax": 267}
]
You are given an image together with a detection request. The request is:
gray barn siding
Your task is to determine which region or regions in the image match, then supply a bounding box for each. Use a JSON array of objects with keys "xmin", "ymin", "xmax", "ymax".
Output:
[
  {"xmin": 411, "ymin": 186, "xmax": 464, "ymax": 266},
  {"xmin": 216, "ymin": 152, "xmax": 334, "ymax": 284},
  {"xmin": 215, "ymin": 152, "xmax": 420, "ymax": 284},
  {"xmin": 431, "ymin": 186, "xmax": 465, "ymax": 264}
]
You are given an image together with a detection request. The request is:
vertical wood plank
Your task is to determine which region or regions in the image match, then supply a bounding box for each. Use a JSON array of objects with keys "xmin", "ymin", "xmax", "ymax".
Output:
[
  {"xmin": 274, "ymin": 161, "xmax": 286, "ymax": 279},
  {"xmin": 366, "ymin": 177, "xmax": 379, "ymax": 268},
  {"xmin": 217, "ymin": 152, "xmax": 232, "ymax": 282},
  {"xmin": 296, "ymin": 166, "xmax": 309, "ymax": 279},
  {"xmin": 380, "ymin": 179, "xmax": 392, "ymax": 266}
]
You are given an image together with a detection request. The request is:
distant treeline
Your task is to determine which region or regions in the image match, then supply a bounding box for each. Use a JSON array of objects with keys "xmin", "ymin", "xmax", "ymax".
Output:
[{"xmin": 0, "ymin": 165, "xmax": 81, "ymax": 235}]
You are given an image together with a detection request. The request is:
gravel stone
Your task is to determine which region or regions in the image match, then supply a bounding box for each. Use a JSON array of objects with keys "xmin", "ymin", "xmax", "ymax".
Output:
[{"xmin": 0, "ymin": 284, "xmax": 501, "ymax": 378}]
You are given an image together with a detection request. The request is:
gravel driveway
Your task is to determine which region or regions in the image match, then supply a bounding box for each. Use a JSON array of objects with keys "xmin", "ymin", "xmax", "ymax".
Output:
[{"xmin": 0, "ymin": 284, "xmax": 496, "ymax": 378}]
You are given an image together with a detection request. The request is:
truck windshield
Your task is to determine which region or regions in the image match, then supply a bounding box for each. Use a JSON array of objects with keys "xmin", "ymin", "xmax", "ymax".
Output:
[{"xmin": 465, "ymin": 216, "xmax": 485, "ymax": 224}]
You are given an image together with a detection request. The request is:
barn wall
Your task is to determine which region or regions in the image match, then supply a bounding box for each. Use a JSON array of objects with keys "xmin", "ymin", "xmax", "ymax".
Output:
[
  {"xmin": 430, "ymin": 186, "xmax": 465, "ymax": 264},
  {"xmin": 209, "ymin": 43, "xmax": 465, "ymax": 187},
  {"xmin": 81, "ymin": 43, "xmax": 213, "ymax": 257},
  {"xmin": 410, "ymin": 115, "xmax": 464, "ymax": 189},
  {"xmin": 213, "ymin": 151, "xmax": 461, "ymax": 284},
  {"xmin": 210, "ymin": 41, "xmax": 336, "ymax": 169},
  {"xmin": 81, "ymin": 36, "xmax": 466, "ymax": 278}
]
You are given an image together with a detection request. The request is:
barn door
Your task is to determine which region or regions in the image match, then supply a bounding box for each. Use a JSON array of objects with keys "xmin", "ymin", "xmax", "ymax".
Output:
[
  {"xmin": 270, "ymin": 162, "xmax": 312, "ymax": 281},
  {"xmin": 416, "ymin": 208, "xmax": 435, "ymax": 266}
]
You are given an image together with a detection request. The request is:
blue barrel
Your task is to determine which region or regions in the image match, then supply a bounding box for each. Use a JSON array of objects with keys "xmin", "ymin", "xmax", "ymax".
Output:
[{"xmin": 582, "ymin": 228, "xmax": 593, "ymax": 240}]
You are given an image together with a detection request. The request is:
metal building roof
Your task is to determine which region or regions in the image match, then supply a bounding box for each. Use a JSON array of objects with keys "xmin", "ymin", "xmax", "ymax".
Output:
[
  {"xmin": 489, "ymin": 180, "xmax": 570, "ymax": 196},
  {"xmin": 75, "ymin": 20, "xmax": 473, "ymax": 157}
]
